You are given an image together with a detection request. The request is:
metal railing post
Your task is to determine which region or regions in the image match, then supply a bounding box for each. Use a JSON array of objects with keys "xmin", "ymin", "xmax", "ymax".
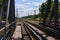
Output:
[
  {"xmin": 54, "ymin": 0, "xmax": 58, "ymax": 30},
  {"xmin": 42, "ymin": 0, "xmax": 51, "ymax": 26},
  {"xmin": 8, "ymin": 0, "xmax": 15, "ymax": 39}
]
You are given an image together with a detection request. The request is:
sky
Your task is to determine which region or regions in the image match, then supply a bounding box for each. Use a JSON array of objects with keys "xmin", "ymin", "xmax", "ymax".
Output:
[{"xmin": 15, "ymin": 0, "xmax": 46, "ymax": 17}]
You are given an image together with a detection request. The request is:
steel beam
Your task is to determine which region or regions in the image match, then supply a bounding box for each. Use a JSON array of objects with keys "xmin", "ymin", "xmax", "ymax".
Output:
[
  {"xmin": 0, "ymin": 0, "xmax": 5, "ymax": 22},
  {"xmin": 42, "ymin": 0, "xmax": 51, "ymax": 26},
  {"xmin": 54, "ymin": 0, "xmax": 58, "ymax": 30},
  {"xmin": 8, "ymin": 0, "xmax": 15, "ymax": 39},
  {"xmin": 48, "ymin": 7, "xmax": 54, "ymax": 24}
]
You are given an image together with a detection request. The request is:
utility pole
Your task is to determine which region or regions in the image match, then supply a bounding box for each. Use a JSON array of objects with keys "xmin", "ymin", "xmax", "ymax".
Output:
[
  {"xmin": 34, "ymin": 10, "xmax": 36, "ymax": 15},
  {"xmin": 16, "ymin": 8, "xmax": 18, "ymax": 18},
  {"xmin": 34, "ymin": 10, "xmax": 36, "ymax": 20},
  {"xmin": 54, "ymin": 0, "xmax": 58, "ymax": 30},
  {"xmin": 16, "ymin": 8, "xmax": 19, "ymax": 22},
  {"xmin": 28, "ymin": 10, "xmax": 29, "ymax": 16}
]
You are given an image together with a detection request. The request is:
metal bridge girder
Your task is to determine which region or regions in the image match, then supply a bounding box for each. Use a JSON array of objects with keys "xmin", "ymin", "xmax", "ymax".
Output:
[
  {"xmin": 0, "ymin": 0, "xmax": 15, "ymax": 40},
  {"xmin": 54, "ymin": 0, "xmax": 58, "ymax": 30},
  {"xmin": 41, "ymin": 0, "xmax": 58, "ymax": 30}
]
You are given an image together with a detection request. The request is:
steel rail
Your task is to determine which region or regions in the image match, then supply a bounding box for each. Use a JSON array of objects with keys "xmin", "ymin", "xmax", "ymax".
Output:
[
  {"xmin": 24, "ymin": 23, "xmax": 42, "ymax": 40},
  {"xmin": 25, "ymin": 21, "xmax": 60, "ymax": 39},
  {"xmin": 23, "ymin": 24, "xmax": 33, "ymax": 40},
  {"xmin": 23, "ymin": 22, "xmax": 47, "ymax": 40}
]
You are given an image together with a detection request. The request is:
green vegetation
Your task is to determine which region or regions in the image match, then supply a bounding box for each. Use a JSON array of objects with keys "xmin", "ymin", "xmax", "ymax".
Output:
[
  {"xmin": 39, "ymin": 3, "xmax": 46, "ymax": 19},
  {"xmin": 58, "ymin": 2, "xmax": 60, "ymax": 17},
  {"xmin": 0, "ymin": 0, "xmax": 2, "ymax": 9},
  {"xmin": 0, "ymin": 0, "xmax": 60, "ymax": 22},
  {"xmin": 0, "ymin": 0, "xmax": 8, "ymax": 21},
  {"xmin": 0, "ymin": 0, "xmax": 2, "ymax": 5},
  {"xmin": 22, "ymin": 14, "xmax": 38, "ymax": 20},
  {"xmin": 39, "ymin": 0, "xmax": 60, "ymax": 20},
  {"xmin": 26, "ymin": 20, "xmax": 39, "ymax": 25}
]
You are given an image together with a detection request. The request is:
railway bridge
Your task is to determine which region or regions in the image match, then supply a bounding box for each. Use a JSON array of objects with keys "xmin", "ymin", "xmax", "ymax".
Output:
[{"xmin": 0, "ymin": 0, "xmax": 60, "ymax": 40}]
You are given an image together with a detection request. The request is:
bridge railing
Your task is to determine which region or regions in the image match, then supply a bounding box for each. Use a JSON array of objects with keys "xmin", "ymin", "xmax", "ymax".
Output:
[
  {"xmin": 39, "ymin": 0, "xmax": 60, "ymax": 39},
  {"xmin": 0, "ymin": 21, "xmax": 16, "ymax": 32},
  {"xmin": 0, "ymin": 0, "xmax": 15, "ymax": 40},
  {"xmin": 0, "ymin": 21, "xmax": 16, "ymax": 40},
  {"xmin": 40, "ymin": 0, "xmax": 59, "ymax": 30}
]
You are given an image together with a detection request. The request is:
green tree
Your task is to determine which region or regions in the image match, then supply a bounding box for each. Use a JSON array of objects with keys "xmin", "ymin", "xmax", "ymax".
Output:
[
  {"xmin": 39, "ymin": 0, "xmax": 60, "ymax": 20},
  {"xmin": 0, "ymin": 0, "xmax": 2, "ymax": 9},
  {"xmin": 58, "ymin": 2, "xmax": 60, "ymax": 18},
  {"xmin": 0, "ymin": 0, "xmax": 2, "ymax": 4},
  {"xmin": 39, "ymin": 3, "xmax": 46, "ymax": 19}
]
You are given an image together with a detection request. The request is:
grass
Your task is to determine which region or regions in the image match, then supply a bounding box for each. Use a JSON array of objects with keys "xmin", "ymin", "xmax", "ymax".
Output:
[{"xmin": 26, "ymin": 20, "xmax": 39, "ymax": 25}]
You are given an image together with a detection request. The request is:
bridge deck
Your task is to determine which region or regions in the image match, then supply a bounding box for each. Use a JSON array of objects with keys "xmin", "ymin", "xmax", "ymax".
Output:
[{"xmin": 12, "ymin": 25, "xmax": 22, "ymax": 40}]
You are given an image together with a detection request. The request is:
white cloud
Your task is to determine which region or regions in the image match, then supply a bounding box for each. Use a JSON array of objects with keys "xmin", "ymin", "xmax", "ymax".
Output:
[
  {"xmin": 32, "ymin": 2, "xmax": 43, "ymax": 7},
  {"xmin": 15, "ymin": 3, "xmax": 39, "ymax": 17},
  {"xmin": 42, "ymin": 0, "xmax": 46, "ymax": 2},
  {"xmin": 15, "ymin": 3, "xmax": 28, "ymax": 9},
  {"xmin": 22, "ymin": 0, "xmax": 28, "ymax": 2},
  {"xmin": 26, "ymin": 7, "xmax": 39, "ymax": 15},
  {"xmin": 32, "ymin": 2, "xmax": 40, "ymax": 6},
  {"xmin": 59, "ymin": 0, "xmax": 60, "ymax": 1},
  {"xmin": 15, "ymin": 0, "xmax": 47, "ymax": 17},
  {"xmin": 15, "ymin": 3, "xmax": 29, "ymax": 17},
  {"xmin": 24, "ymin": 2, "xmax": 31, "ymax": 5}
]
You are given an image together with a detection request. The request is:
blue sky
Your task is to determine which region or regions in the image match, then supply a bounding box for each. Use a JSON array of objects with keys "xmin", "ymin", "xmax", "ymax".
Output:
[{"xmin": 15, "ymin": 0, "xmax": 46, "ymax": 17}]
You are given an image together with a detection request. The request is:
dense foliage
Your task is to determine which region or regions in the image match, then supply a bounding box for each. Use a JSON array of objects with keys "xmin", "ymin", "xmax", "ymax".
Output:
[
  {"xmin": 39, "ymin": 0, "xmax": 60, "ymax": 20},
  {"xmin": 58, "ymin": 2, "xmax": 60, "ymax": 17},
  {"xmin": 0, "ymin": 0, "xmax": 2, "ymax": 4},
  {"xmin": 0, "ymin": 0, "xmax": 2, "ymax": 9}
]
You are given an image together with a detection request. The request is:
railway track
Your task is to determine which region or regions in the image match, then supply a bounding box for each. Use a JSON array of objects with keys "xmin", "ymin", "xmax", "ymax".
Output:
[
  {"xmin": 23, "ymin": 21, "xmax": 47, "ymax": 40},
  {"xmin": 39, "ymin": 21, "xmax": 60, "ymax": 30},
  {"xmin": 0, "ymin": 21, "xmax": 60, "ymax": 40},
  {"xmin": 23, "ymin": 21, "xmax": 60, "ymax": 40},
  {"xmin": 12, "ymin": 21, "xmax": 46, "ymax": 40},
  {"xmin": 22, "ymin": 23, "xmax": 32, "ymax": 40},
  {"xmin": 12, "ymin": 23, "xmax": 32, "ymax": 40}
]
